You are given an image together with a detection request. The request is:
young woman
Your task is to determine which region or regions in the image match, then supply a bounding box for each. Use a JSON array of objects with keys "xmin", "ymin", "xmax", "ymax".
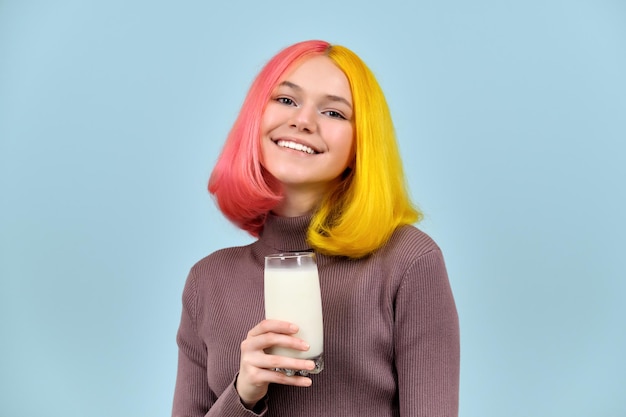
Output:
[{"xmin": 172, "ymin": 40, "xmax": 460, "ymax": 417}]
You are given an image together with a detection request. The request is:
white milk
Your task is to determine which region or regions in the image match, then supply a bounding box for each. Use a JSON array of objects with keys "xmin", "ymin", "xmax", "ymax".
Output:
[{"xmin": 264, "ymin": 266, "xmax": 324, "ymax": 359}]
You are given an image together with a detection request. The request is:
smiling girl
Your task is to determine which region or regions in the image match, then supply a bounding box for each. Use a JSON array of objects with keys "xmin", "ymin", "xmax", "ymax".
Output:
[{"xmin": 172, "ymin": 40, "xmax": 460, "ymax": 417}]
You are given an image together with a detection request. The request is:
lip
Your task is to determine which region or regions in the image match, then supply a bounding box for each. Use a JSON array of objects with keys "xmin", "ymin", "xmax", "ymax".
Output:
[{"xmin": 271, "ymin": 137, "xmax": 322, "ymax": 154}]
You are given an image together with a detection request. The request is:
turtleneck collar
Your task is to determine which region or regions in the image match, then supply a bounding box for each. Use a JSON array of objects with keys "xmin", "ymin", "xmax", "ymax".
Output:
[
  {"xmin": 256, "ymin": 213, "xmax": 313, "ymax": 254},
  {"xmin": 251, "ymin": 213, "xmax": 343, "ymax": 268}
]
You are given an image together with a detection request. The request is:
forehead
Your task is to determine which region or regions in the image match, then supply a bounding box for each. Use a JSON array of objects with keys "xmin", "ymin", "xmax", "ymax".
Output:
[{"xmin": 277, "ymin": 56, "xmax": 352, "ymax": 101}]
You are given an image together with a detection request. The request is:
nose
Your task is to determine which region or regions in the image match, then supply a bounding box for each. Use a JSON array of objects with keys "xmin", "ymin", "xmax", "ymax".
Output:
[{"xmin": 290, "ymin": 105, "xmax": 317, "ymax": 133}]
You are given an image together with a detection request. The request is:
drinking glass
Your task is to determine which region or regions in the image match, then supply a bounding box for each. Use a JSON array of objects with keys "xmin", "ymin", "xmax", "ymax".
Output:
[{"xmin": 264, "ymin": 252, "xmax": 324, "ymax": 376}]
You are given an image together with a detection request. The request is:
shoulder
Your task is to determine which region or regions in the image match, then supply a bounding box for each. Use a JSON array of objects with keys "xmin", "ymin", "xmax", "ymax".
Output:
[
  {"xmin": 365, "ymin": 224, "xmax": 446, "ymax": 282},
  {"xmin": 378, "ymin": 226, "xmax": 453, "ymax": 307},
  {"xmin": 189, "ymin": 244, "xmax": 252, "ymax": 277},
  {"xmin": 380, "ymin": 224, "xmax": 442, "ymax": 261},
  {"xmin": 182, "ymin": 243, "xmax": 261, "ymax": 307}
]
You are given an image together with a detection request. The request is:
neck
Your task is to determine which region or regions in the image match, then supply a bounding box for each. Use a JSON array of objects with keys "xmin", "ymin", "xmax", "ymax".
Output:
[{"xmin": 273, "ymin": 185, "xmax": 326, "ymax": 217}]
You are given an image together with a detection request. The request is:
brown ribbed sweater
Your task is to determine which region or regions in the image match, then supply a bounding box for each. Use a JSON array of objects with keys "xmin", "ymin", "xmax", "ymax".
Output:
[{"xmin": 172, "ymin": 214, "xmax": 459, "ymax": 417}]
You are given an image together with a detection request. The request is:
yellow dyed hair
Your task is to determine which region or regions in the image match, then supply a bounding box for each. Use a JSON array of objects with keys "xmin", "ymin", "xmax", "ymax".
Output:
[{"xmin": 307, "ymin": 45, "xmax": 422, "ymax": 258}]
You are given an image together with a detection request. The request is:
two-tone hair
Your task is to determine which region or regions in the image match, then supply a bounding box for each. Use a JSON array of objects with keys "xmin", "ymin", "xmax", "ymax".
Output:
[{"xmin": 209, "ymin": 40, "xmax": 421, "ymax": 258}]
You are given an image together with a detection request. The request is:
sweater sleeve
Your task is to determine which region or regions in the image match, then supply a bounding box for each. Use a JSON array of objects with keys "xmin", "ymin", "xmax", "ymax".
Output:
[
  {"xmin": 394, "ymin": 249, "xmax": 460, "ymax": 417},
  {"xmin": 171, "ymin": 270, "xmax": 268, "ymax": 417}
]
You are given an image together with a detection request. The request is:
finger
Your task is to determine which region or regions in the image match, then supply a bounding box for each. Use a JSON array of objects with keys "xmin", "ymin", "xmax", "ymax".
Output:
[
  {"xmin": 255, "ymin": 368, "xmax": 313, "ymax": 387},
  {"xmin": 239, "ymin": 358, "xmax": 314, "ymax": 390},
  {"xmin": 247, "ymin": 319, "xmax": 298, "ymax": 337},
  {"xmin": 262, "ymin": 356, "xmax": 316, "ymax": 374},
  {"xmin": 241, "ymin": 333, "xmax": 310, "ymax": 356},
  {"xmin": 240, "ymin": 333, "xmax": 310, "ymax": 360},
  {"xmin": 240, "ymin": 345, "xmax": 316, "ymax": 376}
]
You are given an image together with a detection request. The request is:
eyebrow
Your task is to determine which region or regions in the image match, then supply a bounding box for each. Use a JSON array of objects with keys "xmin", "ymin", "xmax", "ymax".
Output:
[{"xmin": 278, "ymin": 81, "xmax": 353, "ymax": 110}]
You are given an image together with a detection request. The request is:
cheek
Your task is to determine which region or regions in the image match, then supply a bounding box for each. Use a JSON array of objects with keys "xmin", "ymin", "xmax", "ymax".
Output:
[
  {"xmin": 260, "ymin": 113, "xmax": 272, "ymax": 135},
  {"xmin": 260, "ymin": 104, "xmax": 284, "ymax": 134},
  {"xmin": 337, "ymin": 126, "xmax": 355, "ymax": 159},
  {"xmin": 259, "ymin": 136, "xmax": 272, "ymax": 166}
]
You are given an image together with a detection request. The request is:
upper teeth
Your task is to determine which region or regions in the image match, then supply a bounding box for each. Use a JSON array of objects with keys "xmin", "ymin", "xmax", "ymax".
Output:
[{"xmin": 276, "ymin": 140, "xmax": 316, "ymax": 154}]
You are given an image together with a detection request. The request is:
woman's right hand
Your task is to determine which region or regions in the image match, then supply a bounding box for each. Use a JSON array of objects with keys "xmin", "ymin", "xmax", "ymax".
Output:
[{"xmin": 235, "ymin": 319, "xmax": 316, "ymax": 409}]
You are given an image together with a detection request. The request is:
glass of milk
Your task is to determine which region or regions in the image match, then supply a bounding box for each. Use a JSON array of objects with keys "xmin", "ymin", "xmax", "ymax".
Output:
[{"xmin": 264, "ymin": 252, "xmax": 324, "ymax": 376}]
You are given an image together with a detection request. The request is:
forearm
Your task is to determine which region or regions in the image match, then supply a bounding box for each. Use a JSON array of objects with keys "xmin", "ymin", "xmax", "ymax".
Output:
[{"xmin": 172, "ymin": 373, "xmax": 268, "ymax": 417}]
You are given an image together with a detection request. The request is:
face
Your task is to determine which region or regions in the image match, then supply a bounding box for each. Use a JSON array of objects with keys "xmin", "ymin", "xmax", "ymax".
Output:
[{"xmin": 260, "ymin": 55, "xmax": 354, "ymax": 197}]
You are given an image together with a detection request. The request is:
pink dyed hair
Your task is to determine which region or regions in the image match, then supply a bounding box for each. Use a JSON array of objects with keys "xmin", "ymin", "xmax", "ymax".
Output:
[{"xmin": 208, "ymin": 40, "xmax": 330, "ymax": 236}]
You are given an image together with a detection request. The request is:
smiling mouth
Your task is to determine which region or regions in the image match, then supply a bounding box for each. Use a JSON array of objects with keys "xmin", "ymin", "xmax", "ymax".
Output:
[{"xmin": 274, "ymin": 140, "xmax": 319, "ymax": 155}]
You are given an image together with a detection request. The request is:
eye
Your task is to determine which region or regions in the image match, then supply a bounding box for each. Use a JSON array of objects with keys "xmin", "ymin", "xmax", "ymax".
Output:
[
  {"xmin": 276, "ymin": 97, "xmax": 296, "ymax": 106},
  {"xmin": 323, "ymin": 110, "xmax": 347, "ymax": 120}
]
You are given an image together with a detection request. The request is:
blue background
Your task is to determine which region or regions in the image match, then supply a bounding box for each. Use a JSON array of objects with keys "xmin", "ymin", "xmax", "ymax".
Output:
[{"xmin": 1, "ymin": 1, "xmax": 624, "ymax": 416}]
